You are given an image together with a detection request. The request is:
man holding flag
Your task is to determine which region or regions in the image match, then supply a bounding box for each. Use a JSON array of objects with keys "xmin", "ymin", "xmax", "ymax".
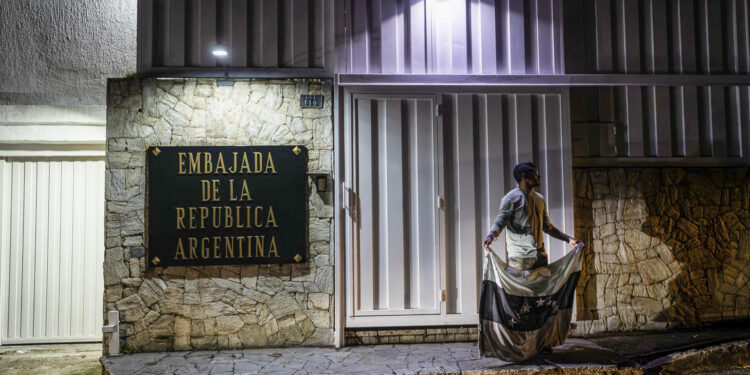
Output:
[{"xmin": 480, "ymin": 162, "xmax": 584, "ymax": 361}]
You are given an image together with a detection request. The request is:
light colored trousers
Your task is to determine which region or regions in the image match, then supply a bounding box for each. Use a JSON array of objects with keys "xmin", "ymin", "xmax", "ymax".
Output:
[{"xmin": 507, "ymin": 248, "xmax": 548, "ymax": 271}]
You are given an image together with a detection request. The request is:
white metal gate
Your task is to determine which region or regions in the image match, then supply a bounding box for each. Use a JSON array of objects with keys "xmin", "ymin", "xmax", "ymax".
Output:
[
  {"xmin": 343, "ymin": 89, "xmax": 574, "ymax": 328},
  {"xmin": 0, "ymin": 157, "xmax": 105, "ymax": 344},
  {"xmin": 345, "ymin": 95, "xmax": 443, "ymax": 327}
]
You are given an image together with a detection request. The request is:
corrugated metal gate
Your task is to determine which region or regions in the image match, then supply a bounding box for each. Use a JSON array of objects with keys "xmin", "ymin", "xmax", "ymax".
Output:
[
  {"xmin": 346, "ymin": 94, "xmax": 442, "ymax": 326},
  {"xmin": 0, "ymin": 158, "xmax": 105, "ymax": 344},
  {"xmin": 342, "ymin": 89, "xmax": 574, "ymax": 327}
]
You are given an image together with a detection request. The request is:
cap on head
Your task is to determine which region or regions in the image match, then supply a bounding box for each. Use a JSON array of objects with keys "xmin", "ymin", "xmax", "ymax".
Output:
[{"xmin": 513, "ymin": 162, "xmax": 537, "ymax": 183}]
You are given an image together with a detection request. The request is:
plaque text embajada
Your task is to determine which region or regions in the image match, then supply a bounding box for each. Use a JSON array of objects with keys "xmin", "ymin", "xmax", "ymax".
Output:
[{"xmin": 147, "ymin": 146, "xmax": 308, "ymax": 267}]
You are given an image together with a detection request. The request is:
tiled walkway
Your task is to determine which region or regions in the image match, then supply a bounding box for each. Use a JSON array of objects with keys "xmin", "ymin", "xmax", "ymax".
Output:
[
  {"xmin": 101, "ymin": 339, "xmax": 625, "ymax": 375},
  {"xmin": 101, "ymin": 326, "xmax": 750, "ymax": 375}
]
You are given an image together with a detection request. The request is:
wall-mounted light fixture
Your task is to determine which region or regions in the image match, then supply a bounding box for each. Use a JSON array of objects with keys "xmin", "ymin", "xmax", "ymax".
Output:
[
  {"xmin": 211, "ymin": 45, "xmax": 229, "ymax": 57},
  {"xmin": 211, "ymin": 44, "xmax": 233, "ymax": 86},
  {"xmin": 307, "ymin": 173, "xmax": 329, "ymax": 193}
]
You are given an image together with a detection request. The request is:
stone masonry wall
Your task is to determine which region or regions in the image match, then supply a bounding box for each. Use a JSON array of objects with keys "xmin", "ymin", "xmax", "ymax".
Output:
[
  {"xmin": 104, "ymin": 78, "xmax": 333, "ymax": 353},
  {"xmin": 345, "ymin": 327, "xmax": 478, "ymax": 346},
  {"xmin": 572, "ymin": 168, "xmax": 750, "ymax": 336}
]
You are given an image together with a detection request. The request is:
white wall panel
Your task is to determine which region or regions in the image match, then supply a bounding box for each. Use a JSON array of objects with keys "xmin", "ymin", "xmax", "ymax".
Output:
[
  {"xmin": 0, "ymin": 158, "xmax": 104, "ymax": 344},
  {"xmin": 565, "ymin": 0, "xmax": 750, "ymax": 74},
  {"xmin": 342, "ymin": 0, "xmax": 563, "ymax": 74},
  {"xmin": 571, "ymin": 86, "xmax": 749, "ymax": 161},
  {"xmin": 138, "ymin": 0, "xmax": 334, "ymax": 73},
  {"xmin": 442, "ymin": 92, "xmax": 574, "ymax": 314}
]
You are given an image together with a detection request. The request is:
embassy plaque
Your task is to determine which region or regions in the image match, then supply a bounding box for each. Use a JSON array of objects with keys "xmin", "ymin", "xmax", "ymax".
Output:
[{"xmin": 146, "ymin": 145, "xmax": 308, "ymax": 267}]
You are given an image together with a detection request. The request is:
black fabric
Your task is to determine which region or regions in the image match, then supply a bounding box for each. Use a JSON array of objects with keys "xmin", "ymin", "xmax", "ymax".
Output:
[{"xmin": 478, "ymin": 271, "xmax": 580, "ymax": 332}]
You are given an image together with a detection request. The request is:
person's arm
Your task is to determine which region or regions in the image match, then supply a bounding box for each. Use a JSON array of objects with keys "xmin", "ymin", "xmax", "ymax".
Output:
[
  {"xmin": 483, "ymin": 197, "xmax": 513, "ymax": 249},
  {"xmin": 541, "ymin": 201, "xmax": 579, "ymax": 246}
]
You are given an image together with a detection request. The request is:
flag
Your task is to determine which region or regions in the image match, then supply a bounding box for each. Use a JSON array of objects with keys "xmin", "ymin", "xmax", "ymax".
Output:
[{"xmin": 479, "ymin": 243, "xmax": 585, "ymax": 362}]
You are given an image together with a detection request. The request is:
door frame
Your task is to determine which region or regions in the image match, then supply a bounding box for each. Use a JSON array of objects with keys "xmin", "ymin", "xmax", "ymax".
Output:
[{"xmin": 342, "ymin": 92, "xmax": 447, "ymax": 328}]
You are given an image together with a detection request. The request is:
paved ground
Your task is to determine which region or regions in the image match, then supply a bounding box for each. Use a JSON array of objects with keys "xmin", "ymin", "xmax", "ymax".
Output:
[
  {"xmin": 102, "ymin": 339, "xmax": 632, "ymax": 375},
  {"xmin": 0, "ymin": 343, "xmax": 101, "ymax": 375},
  {"xmin": 2, "ymin": 327, "xmax": 749, "ymax": 375},
  {"xmin": 100, "ymin": 327, "xmax": 750, "ymax": 375}
]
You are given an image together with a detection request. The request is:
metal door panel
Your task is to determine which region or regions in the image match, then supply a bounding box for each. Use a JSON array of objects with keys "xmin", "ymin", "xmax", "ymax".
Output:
[
  {"xmin": 348, "ymin": 94, "xmax": 441, "ymax": 318},
  {"xmin": 0, "ymin": 158, "xmax": 104, "ymax": 344}
]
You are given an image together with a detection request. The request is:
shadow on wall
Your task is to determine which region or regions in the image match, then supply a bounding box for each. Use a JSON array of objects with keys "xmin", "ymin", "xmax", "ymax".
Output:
[{"xmin": 572, "ymin": 168, "xmax": 750, "ymax": 335}]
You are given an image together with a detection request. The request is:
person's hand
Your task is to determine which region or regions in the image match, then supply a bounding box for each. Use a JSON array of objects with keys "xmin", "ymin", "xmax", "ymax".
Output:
[
  {"xmin": 483, "ymin": 235, "xmax": 494, "ymax": 250},
  {"xmin": 569, "ymin": 238, "xmax": 580, "ymax": 247}
]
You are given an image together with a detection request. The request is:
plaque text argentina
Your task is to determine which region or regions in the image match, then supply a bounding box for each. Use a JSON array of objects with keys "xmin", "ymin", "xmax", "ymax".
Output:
[{"xmin": 147, "ymin": 146, "xmax": 308, "ymax": 267}]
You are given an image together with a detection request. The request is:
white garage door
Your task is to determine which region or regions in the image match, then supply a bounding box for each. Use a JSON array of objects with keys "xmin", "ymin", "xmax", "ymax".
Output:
[{"xmin": 0, "ymin": 157, "xmax": 105, "ymax": 344}]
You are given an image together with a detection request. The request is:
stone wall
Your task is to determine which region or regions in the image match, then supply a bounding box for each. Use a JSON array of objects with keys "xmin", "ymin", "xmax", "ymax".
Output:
[
  {"xmin": 345, "ymin": 327, "xmax": 478, "ymax": 346},
  {"xmin": 104, "ymin": 78, "xmax": 334, "ymax": 353},
  {"xmin": 572, "ymin": 168, "xmax": 750, "ymax": 336}
]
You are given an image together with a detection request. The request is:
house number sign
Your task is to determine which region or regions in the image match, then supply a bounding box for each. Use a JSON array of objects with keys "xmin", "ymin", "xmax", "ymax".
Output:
[{"xmin": 146, "ymin": 145, "xmax": 308, "ymax": 267}]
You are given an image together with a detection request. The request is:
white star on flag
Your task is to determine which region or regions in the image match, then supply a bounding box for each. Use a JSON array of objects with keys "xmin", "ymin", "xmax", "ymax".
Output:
[
  {"xmin": 536, "ymin": 298, "xmax": 545, "ymax": 307},
  {"xmin": 509, "ymin": 317, "xmax": 517, "ymax": 327},
  {"xmin": 522, "ymin": 303, "xmax": 531, "ymax": 312}
]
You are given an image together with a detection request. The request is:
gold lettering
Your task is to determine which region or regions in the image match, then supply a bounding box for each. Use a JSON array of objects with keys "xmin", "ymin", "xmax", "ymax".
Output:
[
  {"xmin": 246, "ymin": 235, "xmax": 253, "ymax": 257},
  {"xmin": 237, "ymin": 236, "xmax": 245, "ymax": 258},
  {"xmin": 268, "ymin": 236, "xmax": 279, "ymax": 257},
  {"xmin": 224, "ymin": 206, "xmax": 233, "ymax": 228},
  {"xmin": 240, "ymin": 153, "xmax": 251, "ymax": 173},
  {"xmin": 213, "ymin": 236, "xmax": 221, "ymax": 258},
  {"xmin": 255, "ymin": 236, "xmax": 265, "ymax": 257},
  {"xmin": 215, "ymin": 153, "xmax": 227, "ymax": 174},
  {"xmin": 254, "ymin": 206, "xmax": 263, "ymax": 228},
  {"xmin": 266, "ymin": 206, "xmax": 278, "ymax": 227},
  {"xmin": 200, "ymin": 207, "xmax": 208, "ymax": 229},
  {"xmin": 175, "ymin": 238, "xmax": 187, "ymax": 259},
  {"xmin": 265, "ymin": 152, "xmax": 277, "ymax": 174},
  {"xmin": 201, "ymin": 237, "xmax": 210, "ymax": 258},
  {"xmin": 203, "ymin": 152, "xmax": 213, "ymax": 174},
  {"xmin": 201, "ymin": 180, "xmax": 211, "ymax": 201},
  {"xmin": 176, "ymin": 207, "xmax": 186, "ymax": 229},
  {"xmin": 235, "ymin": 206, "xmax": 244, "ymax": 228},
  {"xmin": 229, "ymin": 152, "xmax": 238, "ymax": 173},
  {"xmin": 246, "ymin": 206, "xmax": 251, "ymax": 228},
  {"xmin": 229, "ymin": 179, "xmax": 237, "ymax": 201},
  {"xmin": 211, "ymin": 180, "xmax": 220, "ymax": 201},
  {"xmin": 212, "ymin": 207, "xmax": 221, "ymax": 228},
  {"xmin": 189, "ymin": 237, "xmax": 198, "ymax": 259},
  {"xmin": 254, "ymin": 152, "xmax": 263, "ymax": 173},
  {"xmin": 188, "ymin": 207, "xmax": 197, "ymax": 229},
  {"xmin": 224, "ymin": 236, "xmax": 234, "ymax": 258},
  {"xmin": 178, "ymin": 152, "xmax": 187, "ymax": 174},
  {"xmin": 239, "ymin": 180, "xmax": 252, "ymax": 201},
  {"xmin": 189, "ymin": 153, "xmax": 201, "ymax": 174}
]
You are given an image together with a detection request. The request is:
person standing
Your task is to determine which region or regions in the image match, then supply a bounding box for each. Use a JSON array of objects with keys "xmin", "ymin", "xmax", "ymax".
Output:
[
  {"xmin": 478, "ymin": 162, "xmax": 583, "ymax": 360},
  {"xmin": 482, "ymin": 162, "xmax": 579, "ymax": 270}
]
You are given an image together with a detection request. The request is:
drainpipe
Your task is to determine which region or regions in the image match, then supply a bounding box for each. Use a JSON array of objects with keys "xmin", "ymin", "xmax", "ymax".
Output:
[{"xmin": 102, "ymin": 310, "xmax": 120, "ymax": 356}]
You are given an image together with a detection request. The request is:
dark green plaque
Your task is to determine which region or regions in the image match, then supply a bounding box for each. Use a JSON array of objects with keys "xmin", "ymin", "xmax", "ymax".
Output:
[{"xmin": 146, "ymin": 145, "xmax": 308, "ymax": 267}]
